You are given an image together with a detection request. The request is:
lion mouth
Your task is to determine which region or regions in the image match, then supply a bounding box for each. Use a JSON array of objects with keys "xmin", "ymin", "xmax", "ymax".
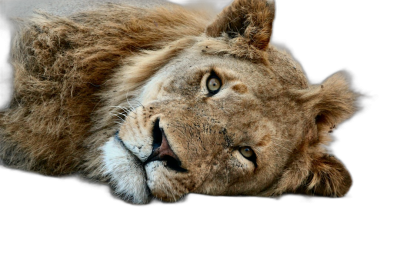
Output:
[{"xmin": 144, "ymin": 119, "xmax": 187, "ymax": 173}]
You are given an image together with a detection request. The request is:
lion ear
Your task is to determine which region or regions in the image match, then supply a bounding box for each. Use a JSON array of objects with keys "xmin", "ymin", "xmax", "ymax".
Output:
[
  {"xmin": 297, "ymin": 154, "xmax": 353, "ymax": 197},
  {"xmin": 206, "ymin": 0, "xmax": 275, "ymax": 50},
  {"xmin": 273, "ymin": 153, "xmax": 352, "ymax": 197},
  {"xmin": 300, "ymin": 72, "xmax": 360, "ymax": 140}
]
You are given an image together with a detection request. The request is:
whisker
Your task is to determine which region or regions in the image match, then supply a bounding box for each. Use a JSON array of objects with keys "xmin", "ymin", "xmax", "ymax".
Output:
[
  {"xmin": 125, "ymin": 92, "xmax": 144, "ymax": 112},
  {"xmin": 161, "ymin": 178, "xmax": 177, "ymax": 202},
  {"xmin": 111, "ymin": 113, "xmax": 126, "ymax": 122}
]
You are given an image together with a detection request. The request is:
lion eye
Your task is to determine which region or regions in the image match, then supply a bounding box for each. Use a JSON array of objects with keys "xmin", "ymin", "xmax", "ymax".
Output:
[
  {"xmin": 207, "ymin": 75, "xmax": 222, "ymax": 94},
  {"xmin": 240, "ymin": 147, "xmax": 254, "ymax": 159}
]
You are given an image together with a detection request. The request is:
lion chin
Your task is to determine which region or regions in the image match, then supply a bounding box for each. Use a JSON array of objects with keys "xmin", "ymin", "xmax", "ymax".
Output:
[{"xmin": 0, "ymin": 0, "xmax": 359, "ymax": 204}]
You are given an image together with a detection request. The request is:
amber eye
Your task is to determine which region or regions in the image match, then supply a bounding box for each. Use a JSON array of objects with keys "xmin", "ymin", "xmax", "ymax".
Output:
[
  {"xmin": 206, "ymin": 75, "xmax": 222, "ymax": 94},
  {"xmin": 240, "ymin": 147, "xmax": 254, "ymax": 159}
]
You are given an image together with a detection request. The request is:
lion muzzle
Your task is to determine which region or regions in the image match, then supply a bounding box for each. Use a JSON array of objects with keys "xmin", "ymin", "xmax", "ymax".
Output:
[{"xmin": 145, "ymin": 119, "xmax": 186, "ymax": 173}]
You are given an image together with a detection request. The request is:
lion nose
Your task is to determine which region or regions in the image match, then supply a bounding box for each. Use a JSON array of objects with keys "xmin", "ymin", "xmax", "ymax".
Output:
[{"xmin": 145, "ymin": 119, "xmax": 183, "ymax": 170}]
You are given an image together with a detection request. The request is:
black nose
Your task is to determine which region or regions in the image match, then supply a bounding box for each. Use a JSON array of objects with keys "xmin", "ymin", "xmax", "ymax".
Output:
[{"xmin": 145, "ymin": 119, "xmax": 186, "ymax": 172}]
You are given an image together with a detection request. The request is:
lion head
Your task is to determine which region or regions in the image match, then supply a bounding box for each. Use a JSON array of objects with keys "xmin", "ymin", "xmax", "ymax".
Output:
[{"xmin": 100, "ymin": 0, "xmax": 359, "ymax": 204}]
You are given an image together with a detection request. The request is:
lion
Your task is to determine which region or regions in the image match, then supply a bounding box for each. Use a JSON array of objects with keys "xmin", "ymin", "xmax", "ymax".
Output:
[{"xmin": 0, "ymin": 0, "xmax": 359, "ymax": 204}]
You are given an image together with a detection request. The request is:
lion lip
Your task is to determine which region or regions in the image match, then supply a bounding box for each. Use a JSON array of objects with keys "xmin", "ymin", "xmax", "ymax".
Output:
[{"xmin": 114, "ymin": 132, "xmax": 148, "ymax": 165}]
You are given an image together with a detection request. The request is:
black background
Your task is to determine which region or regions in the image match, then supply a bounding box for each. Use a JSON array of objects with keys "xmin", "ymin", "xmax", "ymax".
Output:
[{"xmin": 0, "ymin": 0, "xmax": 399, "ymax": 255}]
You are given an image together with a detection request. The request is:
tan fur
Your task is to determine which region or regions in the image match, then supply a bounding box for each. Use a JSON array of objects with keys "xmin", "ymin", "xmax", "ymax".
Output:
[{"xmin": 0, "ymin": 0, "xmax": 359, "ymax": 204}]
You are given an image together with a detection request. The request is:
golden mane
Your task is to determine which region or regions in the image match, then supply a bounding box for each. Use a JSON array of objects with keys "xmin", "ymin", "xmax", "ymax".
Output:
[{"xmin": 1, "ymin": 4, "xmax": 210, "ymax": 175}]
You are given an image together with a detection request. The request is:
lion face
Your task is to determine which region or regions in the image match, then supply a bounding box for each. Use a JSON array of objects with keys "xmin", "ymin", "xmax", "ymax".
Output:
[
  {"xmin": 104, "ymin": 50, "xmax": 300, "ymax": 203},
  {"xmin": 101, "ymin": 0, "xmax": 358, "ymax": 204}
]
